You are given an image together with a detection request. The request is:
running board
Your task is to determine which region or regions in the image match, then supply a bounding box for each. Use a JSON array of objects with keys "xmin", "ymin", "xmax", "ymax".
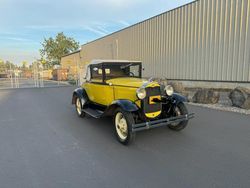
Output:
[{"xmin": 82, "ymin": 108, "xmax": 104, "ymax": 118}]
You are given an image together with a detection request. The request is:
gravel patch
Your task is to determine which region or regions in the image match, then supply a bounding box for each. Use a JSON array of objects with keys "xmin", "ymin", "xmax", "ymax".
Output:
[{"xmin": 188, "ymin": 102, "xmax": 250, "ymax": 115}]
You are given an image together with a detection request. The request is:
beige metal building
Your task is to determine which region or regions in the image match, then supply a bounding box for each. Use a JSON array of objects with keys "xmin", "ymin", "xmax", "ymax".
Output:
[
  {"xmin": 60, "ymin": 50, "xmax": 83, "ymax": 80},
  {"xmin": 80, "ymin": 0, "xmax": 250, "ymax": 83}
]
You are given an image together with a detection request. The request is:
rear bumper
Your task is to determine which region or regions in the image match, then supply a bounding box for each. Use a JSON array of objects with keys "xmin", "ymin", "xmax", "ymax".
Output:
[{"xmin": 132, "ymin": 113, "xmax": 195, "ymax": 132}]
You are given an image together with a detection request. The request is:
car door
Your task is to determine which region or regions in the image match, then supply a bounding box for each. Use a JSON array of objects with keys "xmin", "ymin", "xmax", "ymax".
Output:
[{"xmin": 84, "ymin": 64, "xmax": 114, "ymax": 106}]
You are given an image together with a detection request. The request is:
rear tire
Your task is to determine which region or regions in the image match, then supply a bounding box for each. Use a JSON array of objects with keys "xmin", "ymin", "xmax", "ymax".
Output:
[
  {"xmin": 168, "ymin": 102, "xmax": 188, "ymax": 131},
  {"xmin": 113, "ymin": 108, "xmax": 136, "ymax": 145},
  {"xmin": 75, "ymin": 97, "xmax": 85, "ymax": 118}
]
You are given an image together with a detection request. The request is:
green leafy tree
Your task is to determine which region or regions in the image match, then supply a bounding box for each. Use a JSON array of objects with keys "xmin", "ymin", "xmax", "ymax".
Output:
[
  {"xmin": 0, "ymin": 59, "xmax": 5, "ymax": 73},
  {"xmin": 21, "ymin": 61, "xmax": 28, "ymax": 69},
  {"xmin": 40, "ymin": 58, "xmax": 49, "ymax": 69},
  {"xmin": 0, "ymin": 60, "xmax": 17, "ymax": 73},
  {"xmin": 5, "ymin": 61, "xmax": 16, "ymax": 70},
  {"xmin": 40, "ymin": 32, "xmax": 79, "ymax": 66}
]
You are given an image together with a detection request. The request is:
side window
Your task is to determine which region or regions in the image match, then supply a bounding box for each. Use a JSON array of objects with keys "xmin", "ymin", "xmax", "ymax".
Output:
[{"xmin": 91, "ymin": 65, "xmax": 103, "ymax": 81}]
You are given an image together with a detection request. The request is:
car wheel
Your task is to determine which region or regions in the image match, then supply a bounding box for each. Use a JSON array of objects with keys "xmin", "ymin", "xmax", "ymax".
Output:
[
  {"xmin": 75, "ymin": 97, "xmax": 85, "ymax": 118},
  {"xmin": 113, "ymin": 108, "xmax": 135, "ymax": 145},
  {"xmin": 168, "ymin": 102, "xmax": 188, "ymax": 131}
]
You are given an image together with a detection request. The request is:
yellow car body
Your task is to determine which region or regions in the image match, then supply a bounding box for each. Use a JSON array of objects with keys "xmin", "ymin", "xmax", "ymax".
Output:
[
  {"xmin": 83, "ymin": 77, "xmax": 161, "ymax": 118},
  {"xmin": 72, "ymin": 60, "xmax": 194, "ymax": 145}
]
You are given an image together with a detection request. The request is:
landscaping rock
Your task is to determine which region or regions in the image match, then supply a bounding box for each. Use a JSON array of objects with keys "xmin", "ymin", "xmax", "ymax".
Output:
[
  {"xmin": 156, "ymin": 78, "xmax": 168, "ymax": 86},
  {"xmin": 229, "ymin": 87, "xmax": 250, "ymax": 109},
  {"xmin": 168, "ymin": 81, "xmax": 185, "ymax": 93},
  {"xmin": 187, "ymin": 91, "xmax": 196, "ymax": 102},
  {"xmin": 242, "ymin": 97, "xmax": 250, "ymax": 109},
  {"xmin": 192, "ymin": 89, "xmax": 220, "ymax": 104}
]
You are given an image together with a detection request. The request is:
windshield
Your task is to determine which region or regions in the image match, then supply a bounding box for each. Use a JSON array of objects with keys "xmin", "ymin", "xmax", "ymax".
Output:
[{"xmin": 104, "ymin": 63, "xmax": 141, "ymax": 79}]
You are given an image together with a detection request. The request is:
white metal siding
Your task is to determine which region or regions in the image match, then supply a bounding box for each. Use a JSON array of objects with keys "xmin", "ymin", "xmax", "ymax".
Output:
[{"xmin": 81, "ymin": 0, "xmax": 250, "ymax": 82}]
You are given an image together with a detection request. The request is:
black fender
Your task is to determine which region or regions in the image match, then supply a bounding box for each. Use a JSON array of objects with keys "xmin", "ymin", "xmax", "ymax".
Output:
[
  {"xmin": 104, "ymin": 99, "xmax": 139, "ymax": 116},
  {"xmin": 72, "ymin": 88, "xmax": 89, "ymax": 105},
  {"xmin": 172, "ymin": 93, "xmax": 188, "ymax": 104},
  {"xmin": 162, "ymin": 93, "xmax": 188, "ymax": 116}
]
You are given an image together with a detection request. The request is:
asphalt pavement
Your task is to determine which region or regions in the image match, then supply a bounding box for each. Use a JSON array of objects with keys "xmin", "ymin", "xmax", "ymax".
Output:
[{"xmin": 0, "ymin": 87, "xmax": 250, "ymax": 188}]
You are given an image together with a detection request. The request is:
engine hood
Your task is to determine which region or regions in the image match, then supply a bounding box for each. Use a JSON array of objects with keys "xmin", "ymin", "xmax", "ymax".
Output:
[{"xmin": 106, "ymin": 77, "xmax": 159, "ymax": 88}]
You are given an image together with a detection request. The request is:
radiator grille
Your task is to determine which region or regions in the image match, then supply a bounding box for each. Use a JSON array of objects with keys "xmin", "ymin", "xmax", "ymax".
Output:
[{"xmin": 142, "ymin": 87, "xmax": 162, "ymax": 116}]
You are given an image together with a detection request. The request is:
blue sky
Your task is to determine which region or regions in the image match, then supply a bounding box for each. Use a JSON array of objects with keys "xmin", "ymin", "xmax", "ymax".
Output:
[{"xmin": 0, "ymin": 0, "xmax": 194, "ymax": 64}]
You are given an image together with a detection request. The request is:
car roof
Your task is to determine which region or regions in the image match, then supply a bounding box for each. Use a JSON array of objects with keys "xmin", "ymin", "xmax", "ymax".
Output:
[{"xmin": 89, "ymin": 59, "xmax": 142, "ymax": 65}]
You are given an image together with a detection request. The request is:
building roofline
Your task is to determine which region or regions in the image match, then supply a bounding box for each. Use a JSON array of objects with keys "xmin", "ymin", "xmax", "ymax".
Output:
[
  {"xmin": 81, "ymin": 0, "xmax": 199, "ymax": 47},
  {"xmin": 89, "ymin": 59, "xmax": 142, "ymax": 65},
  {"xmin": 61, "ymin": 50, "xmax": 81, "ymax": 58}
]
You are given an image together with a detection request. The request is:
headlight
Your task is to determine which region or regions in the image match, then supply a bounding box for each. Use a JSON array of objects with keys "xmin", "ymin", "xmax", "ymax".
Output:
[
  {"xmin": 136, "ymin": 88, "xmax": 146, "ymax": 99},
  {"xmin": 165, "ymin": 85, "xmax": 174, "ymax": 96}
]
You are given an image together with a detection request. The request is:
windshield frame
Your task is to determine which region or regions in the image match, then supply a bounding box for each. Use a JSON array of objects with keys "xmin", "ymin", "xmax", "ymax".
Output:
[
  {"xmin": 103, "ymin": 62, "xmax": 142, "ymax": 81},
  {"xmin": 86, "ymin": 62, "xmax": 142, "ymax": 84}
]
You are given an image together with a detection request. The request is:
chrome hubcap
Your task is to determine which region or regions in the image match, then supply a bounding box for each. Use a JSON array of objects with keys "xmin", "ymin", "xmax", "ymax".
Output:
[
  {"xmin": 115, "ymin": 112, "xmax": 128, "ymax": 140},
  {"xmin": 76, "ymin": 98, "xmax": 82, "ymax": 115}
]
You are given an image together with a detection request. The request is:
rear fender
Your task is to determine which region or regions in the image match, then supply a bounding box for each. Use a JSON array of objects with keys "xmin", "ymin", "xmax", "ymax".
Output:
[{"xmin": 72, "ymin": 88, "xmax": 89, "ymax": 105}]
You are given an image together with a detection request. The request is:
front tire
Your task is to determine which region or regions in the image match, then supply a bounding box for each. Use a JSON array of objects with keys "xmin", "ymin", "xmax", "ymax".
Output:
[
  {"xmin": 168, "ymin": 102, "xmax": 188, "ymax": 131},
  {"xmin": 75, "ymin": 97, "xmax": 85, "ymax": 118},
  {"xmin": 113, "ymin": 108, "xmax": 135, "ymax": 145}
]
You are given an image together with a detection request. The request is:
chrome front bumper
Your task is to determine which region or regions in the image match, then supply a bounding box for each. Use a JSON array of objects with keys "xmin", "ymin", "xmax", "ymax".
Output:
[{"xmin": 132, "ymin": 113, "xmax": 195, "ymax": 132}]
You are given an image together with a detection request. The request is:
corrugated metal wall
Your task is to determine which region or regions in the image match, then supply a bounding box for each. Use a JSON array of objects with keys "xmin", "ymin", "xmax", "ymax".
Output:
[{"xmin": 81, "ymin": 0, "xmax": 250, "ymax": 82}]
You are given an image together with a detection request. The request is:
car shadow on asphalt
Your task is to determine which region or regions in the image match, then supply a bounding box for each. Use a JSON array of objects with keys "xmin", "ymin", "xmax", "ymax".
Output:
[{"xmin": 68, "ymin": 108, "xmax": 193, "ymax": 149}]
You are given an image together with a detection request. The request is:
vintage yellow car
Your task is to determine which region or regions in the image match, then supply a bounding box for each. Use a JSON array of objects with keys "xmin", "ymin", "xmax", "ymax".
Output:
[{"xmin": 72, "ymin": 60, "xmax": 194, "ymax": 145}]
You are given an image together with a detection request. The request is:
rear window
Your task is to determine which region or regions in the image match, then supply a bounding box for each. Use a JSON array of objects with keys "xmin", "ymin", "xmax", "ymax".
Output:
[{"xmin": 90, "ymin": 65, "xmax": 102, "ymax": 80}]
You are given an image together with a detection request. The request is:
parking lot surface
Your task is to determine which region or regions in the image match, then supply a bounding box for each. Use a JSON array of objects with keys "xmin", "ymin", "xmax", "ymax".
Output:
[{"xmin": 0, "ymin": 87, "xmax": 250, "ymax": 188}]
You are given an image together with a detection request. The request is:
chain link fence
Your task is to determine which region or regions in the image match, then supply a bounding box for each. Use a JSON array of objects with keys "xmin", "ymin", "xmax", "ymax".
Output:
[{"xmin": 0, "ymin": 63, "xmax": 76, "ymax": 89}]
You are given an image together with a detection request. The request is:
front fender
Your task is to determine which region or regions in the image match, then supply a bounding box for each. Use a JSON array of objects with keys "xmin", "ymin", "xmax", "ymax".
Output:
[
  {"xmin": 72, "ymin": 88, "xmax": 88, "ymax": 104},
  {"xmin": 112, "ymin": 100, "xmax": 139, "ymax": 111},
  {"xmin": 172, "ymin": 93, "xmax": 188, "ymax": 104},
  {"xmin": 104, "ymin": 100, "xmax": 139, "ymax": 116},
  {"xmin": 162, "ymin": 93, "xmax": 188, "ymax": 116}
]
